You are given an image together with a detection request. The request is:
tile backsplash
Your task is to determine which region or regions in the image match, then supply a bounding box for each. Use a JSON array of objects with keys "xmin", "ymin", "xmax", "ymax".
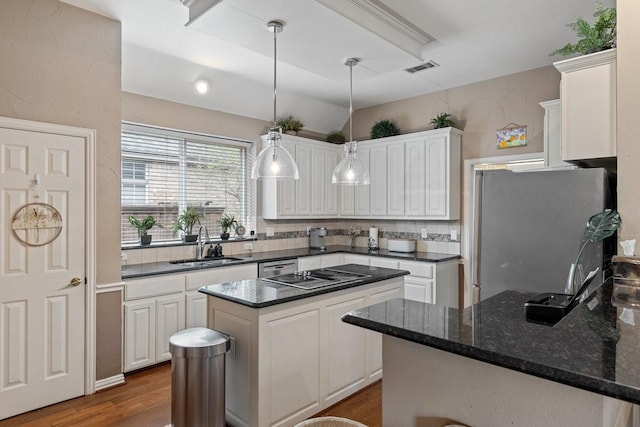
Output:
[{"xmin": 121, "ymin": 219, "xmax": 461, "ymax": 266}]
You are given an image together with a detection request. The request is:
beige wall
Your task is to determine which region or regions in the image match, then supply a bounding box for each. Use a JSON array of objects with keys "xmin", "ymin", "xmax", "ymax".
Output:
[
  {"xmin": 617, "ymin": 0, "xmax": 640, "ymax": 245},
  {"xmin": 95, "ymin": 291, "xmax": 122, "ymax": 380},
  {"xmin": 350, "ymin": 66, "xmax": 560, "ymax": 161},
  {"xmin": 0, "ymin": 0, "xmax": 122, "ymax": 286}
]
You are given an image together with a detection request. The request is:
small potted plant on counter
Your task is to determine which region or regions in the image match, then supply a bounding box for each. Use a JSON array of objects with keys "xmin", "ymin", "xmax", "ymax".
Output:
[
  {"xmin": 218, "ymin": 213, "xmax": 237, "ymax": 240},
  {"xmin": 429, "ymin": 112, "xmax": 456, "ymax": 129},
  {"xmin": 172, "ymin": 207, "xmax": 203, "ymax": 242},
  {"xmin": 128, "ymin": 215, "xmax": 159, "ymax": 246}
]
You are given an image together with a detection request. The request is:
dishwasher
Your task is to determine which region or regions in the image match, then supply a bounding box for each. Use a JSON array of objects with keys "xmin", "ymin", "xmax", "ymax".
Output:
[{"xmin": 258, "ymin": 259, "xmax": 298, "ymax": 278}]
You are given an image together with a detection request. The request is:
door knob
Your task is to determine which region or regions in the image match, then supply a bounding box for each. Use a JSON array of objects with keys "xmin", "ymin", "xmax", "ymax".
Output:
[{"xmin": 69, "ymin": 277, "xmax": 82, "ymax": 287}]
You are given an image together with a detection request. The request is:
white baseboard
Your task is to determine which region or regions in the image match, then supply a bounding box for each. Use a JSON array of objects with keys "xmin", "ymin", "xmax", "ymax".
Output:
[{"xmin": 94, "ymin": 373, "xmax": 125, "ymax": 392}]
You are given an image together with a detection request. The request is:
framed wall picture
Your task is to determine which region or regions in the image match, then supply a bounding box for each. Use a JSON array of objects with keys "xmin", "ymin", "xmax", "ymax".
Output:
[{"xmin": 497, "ymin": 123, "xmax": 527, "ymax": 149}]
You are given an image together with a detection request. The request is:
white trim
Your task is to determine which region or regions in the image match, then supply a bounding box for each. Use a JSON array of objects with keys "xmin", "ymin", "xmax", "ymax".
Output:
[
  {"xmin": 553, "ymin": 48, "xmax": 616, "ymax": 73},
  {"xmin": 96, "ymin": 281, "xmax": 125, "ymax": 293},
  {"xmin": 0, "ymin": 116, "xmax": 98, "ymax": 396},
  {"xmin": 462, "ymin": 152, "xmax": 544, "ymax": 307},
  {"xmin": 95, "ymin": 374, "xmax": 126, "ymax": 392}
]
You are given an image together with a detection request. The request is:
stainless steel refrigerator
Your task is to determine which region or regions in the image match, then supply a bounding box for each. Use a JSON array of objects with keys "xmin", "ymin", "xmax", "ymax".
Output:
[{"xmin": 472, "ymin": 167, "xmax": 616, "ymax": 302}]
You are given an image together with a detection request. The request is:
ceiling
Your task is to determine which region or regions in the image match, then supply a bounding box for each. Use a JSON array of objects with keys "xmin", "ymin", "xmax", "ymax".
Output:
[{"xmin": 61, "ymin": 0, "xmax": 615, "ymax": 134}]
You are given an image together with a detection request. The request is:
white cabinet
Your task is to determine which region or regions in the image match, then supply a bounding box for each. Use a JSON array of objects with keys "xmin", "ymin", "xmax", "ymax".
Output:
[
  {"xmin": 387, "ymin": 143, "xmax": 405, "ymax": 216},
  {"xmin": 554, "ymin": 49, "xmax": 616, "ymax": 161},
  {"xmin": 540, "ymin": 99, "xmax": 571, "ymax": 168},
  {"xmin": 343, "ymin": 254, "xmax": 370, "ymax": 266},
  {"xmin": 208, "ymin": 278, "xmax": 404, "ymax": 427},
  {"xmin": 123, "ymin": 299, "xmax": 156, "ymax": 372},
  {"xmin": 369, "ymin": 144, "xmax": 388, "ymax": 216},
  {"xmin": 369, "ymin": 257, "xmax": 399, "ymax": 269},
  {"xmin": 399, "ymin": 260, "xmax": 458, "ymax": 307},
  {"xmin": 297, "ymin": 253, "xmax": 344, "ymax": 271},
  {"xmin": 261, "ymin": 134, "xmax": 341, "ymax": 219},
  {"xmin": 405, "ymin": 140, "xmax": 427, "ymax": 216},
  {"xmin": 123, "ymin": 263, "xmax": 257, "ymax": 372},
  {"xmin": 340, "ymin": 147, "xmax": 371, "ymax": 217}
]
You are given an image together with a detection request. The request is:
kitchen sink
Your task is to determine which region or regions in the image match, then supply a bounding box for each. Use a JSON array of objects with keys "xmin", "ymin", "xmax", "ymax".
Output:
[{"xmin": 170, "ymin": 256, "xmax": 245, "ymax": 267}]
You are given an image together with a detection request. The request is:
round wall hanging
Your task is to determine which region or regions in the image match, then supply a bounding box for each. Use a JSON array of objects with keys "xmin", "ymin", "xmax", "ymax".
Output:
[{"xmin": 11, "ymin": 202, "xmax": 63, "ymax": 247}]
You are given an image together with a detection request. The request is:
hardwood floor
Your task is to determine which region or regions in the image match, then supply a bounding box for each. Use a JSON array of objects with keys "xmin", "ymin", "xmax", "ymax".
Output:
[{"xmin": 0, "ymin": 363, "xmax": 382, "ymax": 427}]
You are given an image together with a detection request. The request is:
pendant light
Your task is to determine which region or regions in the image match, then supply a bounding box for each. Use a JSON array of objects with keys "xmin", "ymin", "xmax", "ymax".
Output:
[
  {"xmin": 332, "ymin": 58, "xmax": 370, "ymax": 185},
  {"xmin": 251, "ymin": 20, "xmax": 299, "ymax": 180}
]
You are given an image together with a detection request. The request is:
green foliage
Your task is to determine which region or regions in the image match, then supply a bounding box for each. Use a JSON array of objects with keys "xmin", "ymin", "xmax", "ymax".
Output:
[
  {"xmin": 551, "ymin": 1, "xmax": 616, "ymax": 57},
  {"xmin": 568, "ymin": 209, "xmax": 621, "ymax": 293},
  {"xmin": 218, "ymin": 213, "xmax": 237, "ymax": 232},
  {"xmin": 172, "ymin": 207, "xmax": 203, "ymax": 235},
  {"xmin": 128, "ymin": 215, "xmax": 158, "ymax": 237},
  {"xmin": 326, "ymin": 132, "xmax": 346, "ymax": 143},
  {"xmin": 370, "ymin": 119, "xmax": 400, "ymax": 139},
  {"xmin": 276, "ymin": 115, "xmax": 304, "ymax": 134},
  {"xmin": 429, "ymin": 112, "xmax": 455, "ymax": 129}
]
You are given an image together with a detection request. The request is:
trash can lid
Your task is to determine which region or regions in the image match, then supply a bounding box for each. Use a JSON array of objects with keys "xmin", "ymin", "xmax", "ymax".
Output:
[{"xmin": 169, "ymin": 327, "xmax": 230, "ymax": 358}]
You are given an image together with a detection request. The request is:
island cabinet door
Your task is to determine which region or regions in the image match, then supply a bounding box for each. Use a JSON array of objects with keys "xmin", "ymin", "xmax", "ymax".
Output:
[
  {"xmin": 323, "ymin": 296, "xmax": 367, "ymax": 405},
  {"xmin": 262, "ymin": 308, "xmax": 321, "ymax": 427},
  {"xmin": 366, "ymin": 284, "xmax": 403, "ymax": 378}
]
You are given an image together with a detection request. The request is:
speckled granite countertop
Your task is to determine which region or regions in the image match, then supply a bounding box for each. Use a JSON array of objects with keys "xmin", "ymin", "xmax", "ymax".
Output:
[
  {"xmin": 343, "ymin": 283, "xmax": 640, "ymax": 405},
  {"xmin": 199, "ymin": 264, "xmax": 408, "ymax": 308},
  {"xmin": 121, "ymin": 245, "xmax": 459, "ymax": 279}
]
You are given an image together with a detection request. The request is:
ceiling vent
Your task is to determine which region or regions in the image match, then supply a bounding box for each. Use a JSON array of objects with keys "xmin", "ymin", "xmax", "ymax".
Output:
[{"xmin": 405, "ymin": 60, "xmax": 439, "ymax": 74}]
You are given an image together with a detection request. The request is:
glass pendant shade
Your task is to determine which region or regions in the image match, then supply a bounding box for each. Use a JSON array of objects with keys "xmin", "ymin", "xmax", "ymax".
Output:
[
  {"xmin": 332, "ymin": 57, "xmax": 370, "ymax": 185},
  {"xmin": 252, "ymin": 20, "xmax": 299, "ymax": 180},
  {"xmin": 251, "ymin": 127, "xmax": 299, "ymax": 180},
  {"xmin": 332, "ymin": 142, "xmax": 370, "ymax": 184}
]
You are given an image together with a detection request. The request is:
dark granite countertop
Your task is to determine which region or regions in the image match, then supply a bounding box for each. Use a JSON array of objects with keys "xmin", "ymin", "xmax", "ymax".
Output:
[
  {"xmin": 342, "ymin": 283, "xmax": 640, "ymax": 405},
  {"xmin": 121, "ymin": 245, "xmax": 459, "ymax": 279},
  {"xmin": 198, "ymin": 264, "xmax": 409, "ymax": 308}
]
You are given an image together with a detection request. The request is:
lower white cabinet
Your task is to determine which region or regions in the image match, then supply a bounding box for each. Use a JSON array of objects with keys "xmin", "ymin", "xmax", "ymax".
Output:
[
  {"xmin": 403, "ymin": 276, "xmax": 434, "ymax": 304},
  {"xmin": 399, "ymin": 260, "xmax": 458, "ymax": 307},
  {"xmin": 123, "ymin": 263, "xmax": 257, "ymax": 372},
  {"xmin": 207, "ymin": 278, "xmax": 404, "ymax": 427}
]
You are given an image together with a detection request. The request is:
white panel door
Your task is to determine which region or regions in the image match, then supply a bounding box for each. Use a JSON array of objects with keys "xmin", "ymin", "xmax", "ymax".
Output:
[
  {"xmin": 387, "ymin": 144, "xmax": 405, "ymax": 216},
  {"xmin": 324, "ymin": 148, "xmax": 338, "ymax": 215},
  {"xmin": 277, "ymin": 140, "xmax": 296, "ymax": 216},
  {"xmin": 185, "ymin": 291, "xmax": 207, "ymax": 328},
  {"xmin": 124, "ymin": 299, "xmax": 156, "ymax": 372},
  {"xmin": 311, "ymin": 147, "xmax": 325, "ymax": 215},
  {"xmin": 0, "ymin": 128, "xmax": 85, "ymax": 420},
  {"xmin": 425, "ymin": 135, "xmax": 447, "ymax": 217},
  {"xmin": 354, "ymin": 147, "xmax": 370, "ymax": 216},
  {"xmin": 369, "ymin": 145, "xmax": 388, "ymax": 216},
  {"xmin": 295, "ymin": 144, "xmax": 311, "ymax": 215},
  {"xmin": 405, "ymin": 140, "xmax": 426, "ymax": 216},
  {"xmin": 366, "ymin": 285, "xmax": 403, "ymax": 378},
  {"xmin": 156, "ymin": 294, "xmax": 185, "ymax": 362}
]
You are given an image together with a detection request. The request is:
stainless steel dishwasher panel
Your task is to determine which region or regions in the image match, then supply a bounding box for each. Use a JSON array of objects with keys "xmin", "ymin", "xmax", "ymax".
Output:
[{"xmin": 258, "ymin": 259, "xmax": 298, "ymax": 278}]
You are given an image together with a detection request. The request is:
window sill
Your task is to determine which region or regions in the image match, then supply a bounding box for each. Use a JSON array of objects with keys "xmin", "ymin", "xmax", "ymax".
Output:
[{"xmin": 122, "ymin": 236, "xmax": 257, "ymax": 250}]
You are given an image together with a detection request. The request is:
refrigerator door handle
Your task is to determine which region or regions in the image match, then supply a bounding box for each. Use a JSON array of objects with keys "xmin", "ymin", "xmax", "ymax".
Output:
[{"xmin": 471, "ymin": 170, "xmax": 484, "ymax": 302}]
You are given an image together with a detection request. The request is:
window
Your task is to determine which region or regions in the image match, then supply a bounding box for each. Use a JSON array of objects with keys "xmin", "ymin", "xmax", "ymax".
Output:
[{"xmin": 121, "ymin": 124, "xmax": 254, "ymax": 244}]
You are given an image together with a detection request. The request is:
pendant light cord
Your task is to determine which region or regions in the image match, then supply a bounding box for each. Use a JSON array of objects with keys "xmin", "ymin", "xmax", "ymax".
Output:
[
  {"xmin": 273, "ymin": 26, "xmax": 277, "ymax": 128},
  {"xmin": 349, "ymin": 61, "xmax": 353, "ymax": 143}
]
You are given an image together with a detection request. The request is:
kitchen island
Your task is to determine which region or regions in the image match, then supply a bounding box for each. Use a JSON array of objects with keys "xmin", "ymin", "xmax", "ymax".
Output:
[
  {"xmin": 199, "ymin": 264, "xmax": 408, "ymax": 427},
  {"xmin": 342, "ymin": 283, "xmax": 640, "ymax": 426}
]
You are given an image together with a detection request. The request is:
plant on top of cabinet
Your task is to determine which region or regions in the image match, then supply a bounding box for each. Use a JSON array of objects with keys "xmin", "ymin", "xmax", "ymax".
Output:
[
  {"xmin": 429, "ymin": 112, "xmax": 456, "ymax": 129},
  {"xmin": 218, "ymin": 213, "xmax": 237, "ymax": 240},
  {"xmin": 276, "ymin": 114, "xmax": 304, "ymax": 135},
  {"xmin": 326, "ymin": 132, "xmax": 346, "ymax": 144},
  {"xmin": 172, "ymin": 207, "xmax": 203, "ymax": 242},
  {"xmin": 550, "ymin": 1, "xmax": 616, "ymax": 57},
  {"xmin": 370, "ymin": 119, "xmax": 400, "ymax": 139},
  {"xmin": 129, "ymin": 215, "xmax": 160, "ymax": 245}
]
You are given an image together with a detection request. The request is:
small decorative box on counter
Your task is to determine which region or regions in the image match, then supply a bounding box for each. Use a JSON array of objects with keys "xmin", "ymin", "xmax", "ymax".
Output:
[{"xmin": 612, "ymin": 255, "xmax": 640, "ymax": 308}]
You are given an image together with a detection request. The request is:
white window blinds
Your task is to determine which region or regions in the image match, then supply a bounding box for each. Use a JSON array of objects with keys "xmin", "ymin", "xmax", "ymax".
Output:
[{"xmin": 121, "ymin": 124, "xmax": 253, "ymax": 244}]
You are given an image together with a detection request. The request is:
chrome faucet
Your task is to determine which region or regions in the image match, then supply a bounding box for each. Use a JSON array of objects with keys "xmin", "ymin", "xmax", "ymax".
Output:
[{"xmin": 196, "ymin": 226, "xmax": 210, "ymax": 260}]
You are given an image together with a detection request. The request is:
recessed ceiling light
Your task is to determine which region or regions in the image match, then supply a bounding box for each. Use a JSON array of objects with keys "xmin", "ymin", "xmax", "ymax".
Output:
[{"xmin": 194, "ymin": 79, "xmax": 210, "ymax": 94}]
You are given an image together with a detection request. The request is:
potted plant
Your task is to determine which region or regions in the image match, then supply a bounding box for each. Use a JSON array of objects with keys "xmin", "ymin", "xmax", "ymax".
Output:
[
  {"xmin": 326, "ymin": 132, "xmax": 346, "ymax": 144},
  {"xmin": 172, "ymin": 207, "xmax": 204, "ymax": 242},
  {"xmin": 429, "ymin": 112, "xmax": 456, "ymax": 129},
  {"xmin": 550, "ymin": 1, "xmax": 616, "ymax": 57},
  {"xmin": 218, "ymin": 213, "xmax": 237, "ymax": 240},
  {"xmin": 276, "ymin": 115, "xmax": 304, "ymax": 135},
  {"xmin": 370, "ymin": 119, "xmax": 400, "ymax": 139},
  {"xmin": 128, "ymin": 215, "xmax": 158, "ymax": 245}
]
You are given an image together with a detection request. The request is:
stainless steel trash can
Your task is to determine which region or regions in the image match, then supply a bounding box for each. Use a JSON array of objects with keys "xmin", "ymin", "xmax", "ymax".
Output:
[{"xmin": 169, "ymin": 327, "xmax": 230, "ymax": 427}]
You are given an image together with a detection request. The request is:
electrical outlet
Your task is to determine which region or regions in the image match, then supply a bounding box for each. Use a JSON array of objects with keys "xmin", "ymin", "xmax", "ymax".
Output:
[
  {"xmin": 450, "ymin": 230, "xmax": 458, "ymax": 241},
  {"xmin": 243, "ymin": 243, "xmax": 253, "ymax": 250},
  {"xmin": 121, "ymin": 253, "xmax": 128, "ymax": 261},
  {"xmin": 266, "ymin": 227, "xmax": 275, "ymax": 237},
  {"xmin": 306, "ymin": 226, "xmax": 311, "ymax": 235},
  {"xmin": 421, "ymin": 229, "xmax": 428, "ymax": 239}
]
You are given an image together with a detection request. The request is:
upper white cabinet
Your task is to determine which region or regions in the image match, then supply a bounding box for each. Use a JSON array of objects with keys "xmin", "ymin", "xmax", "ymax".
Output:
[
  {"xmin": 261, "ymin": 134, "xmax": 341, "ymax": 219},
  {"xmin": 539, "ymin": 99, "xmax": 572, "ymax": 168},
  {"xmin": 262, "ymin": 128, "xmax": 461, "ymax": 220},
  {"xmin": 554, "ymin": 49, "xmax": 616, "ymax": 161}
]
